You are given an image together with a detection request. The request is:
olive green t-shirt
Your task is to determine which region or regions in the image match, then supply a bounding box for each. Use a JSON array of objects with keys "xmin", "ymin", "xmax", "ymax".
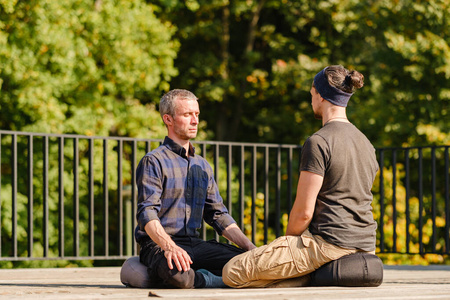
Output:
[{"xmin": 300, "ymin": 122, "xmax": 378, "ymax": 252}]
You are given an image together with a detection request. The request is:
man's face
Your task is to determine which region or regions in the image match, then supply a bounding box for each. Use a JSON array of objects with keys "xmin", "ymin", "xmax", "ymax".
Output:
[
  {"xmin": 310, "ymin": 86, "xmax": 322, "ymax": 119},
  {"xmin": 169, "ymin": 98, "xmax": 200, "ymax": 141}
]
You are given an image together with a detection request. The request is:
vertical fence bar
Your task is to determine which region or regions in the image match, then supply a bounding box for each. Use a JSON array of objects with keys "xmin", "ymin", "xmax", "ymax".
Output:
[
  {"xmin": 392, "ymin": 150, "xmax": 397, "ymax": 252},
  {"xmin": 378, "ymin": 149, "xmax": 385, "ymax": 252},
  {"xmin": 145, "ymin": 141, "xmax": 151, "ymax": 154},
  {"xmin": 227, "ymin": 145, "xmax": 232, "ymax": 215},
  {"xmin": 214, "ymin": 144, "xmax": 220, "ymax": 241},
  {"xmin": 431, "ymin": 147, "xmax": 436, "ymax": 252},
  {"xmin": 43, "ymin": 136, "xmax": 49, "ymax": 257},
  {"xmin": 251, "ymin": 146, "xmax": 257, "ymax": 244},
  {"xmin": 418, "ymin": 148, "xmax": 424, "ymax": 254},
  {"xmin": 103, "ymin": 139, "xmax": 109, "ymax": 256},
  {"xmin": 11, "ymin": 134, "xmax": 17, "ymax": 258},
  {"xmin": 239, "ymin": 145, "xmax": 245, "ymax": 232},
  {"xmin": 88, "ymin": 138, "xmax": 94, "ymax": 257},
  {"xmin": 225, "ymin": 145, "xmax": 233, "ymax": 245},
  {"xmin": 405, "ymin": 149, "xmax": 410, "ymax": 253},
  {"xmin": 445, "ymin": 147, "xmax": 449, "ymax": 254},
  {"xmin": 276, "ymin": 147, "xmax": 281, "ymax": 237},
  {"xmin": 27, "ymin": 135, "xmax": 34, "ymax": 257},
  {"xmin": 264, "ymin": 146, "xmax": 269, "ymax": 244},
  {"xmin": 202, "ymin": 144, "xmax": 207, "ymax": 240},
  {"xmin": 58, "ymin": 137, "xmax": 64, "ymax": 258},
  {"xmin": 214, "ymin": 144, "xmax": 219, "ymax": 181},
  {"xmin": 131, "ymin": 140, "xmax": 138, "ymax": 255},
  {"xmin": 118, "ymin": 140, "xmax": 123, "ymax": 256},
  {"xmin": 73, "ymin": 138, "xmax": 79, "ymax": 257},
  {"xmin": 287, "ymin": 147, "xmax": 293, "ymax": 211}
]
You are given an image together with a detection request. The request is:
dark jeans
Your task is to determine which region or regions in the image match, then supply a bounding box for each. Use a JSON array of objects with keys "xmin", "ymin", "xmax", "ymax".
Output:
[{"xmin": 139, "ymin": 236, "xmax": 245, "ymax": 289}]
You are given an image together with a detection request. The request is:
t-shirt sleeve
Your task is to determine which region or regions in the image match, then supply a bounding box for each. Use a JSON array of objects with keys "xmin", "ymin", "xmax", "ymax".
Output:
[{"xmin": 299, "ymin": 134, "xmax": 329, "ymax": 177}]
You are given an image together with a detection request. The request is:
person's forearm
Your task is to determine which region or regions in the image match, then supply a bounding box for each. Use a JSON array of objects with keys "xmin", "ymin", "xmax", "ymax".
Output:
[
  {"xmin": 144, "ymin": 219, "xmax": 177, "ymax": 252},
  {"xmin": 144, "ymin": 220, "xmax": 192, "ymax": 271},
  {"xmin": 222, "ymin": 223, "xmax": 256, "ymax": 251}
]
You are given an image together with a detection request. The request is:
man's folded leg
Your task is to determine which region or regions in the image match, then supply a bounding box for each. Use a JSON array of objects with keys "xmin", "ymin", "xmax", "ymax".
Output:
[
  {"xmin": 140, "ymin": 240, "xmax": 204, "ymax": 289},
  {"xmin": 155, "ymin": 260, "xmax": 198, "ymax": 289}
]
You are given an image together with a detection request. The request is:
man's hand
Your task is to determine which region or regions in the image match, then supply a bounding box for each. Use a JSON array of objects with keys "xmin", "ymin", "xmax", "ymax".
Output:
[
  {"xmin": 144, "ymin": 220, "xmax": 193, "ymax": 271},
  {"xmin": 163, "ymin": 244, "xmax": 193, "ymax": 272}
]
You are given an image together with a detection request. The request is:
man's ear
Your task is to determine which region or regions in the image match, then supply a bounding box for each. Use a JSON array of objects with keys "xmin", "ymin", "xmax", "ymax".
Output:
[{"xmin": 163, "ymin": 114, "xmax": 173, "ymax": 126}]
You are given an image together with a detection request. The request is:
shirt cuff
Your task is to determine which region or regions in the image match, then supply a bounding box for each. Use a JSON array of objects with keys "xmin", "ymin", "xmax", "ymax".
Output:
[
  {"xmin": 211, "ymin": 213, "xmax": 236, "ymax": 235},
  {"xmin": 138, "ymin": 207, "xmax": 160, "ymax": 230}
]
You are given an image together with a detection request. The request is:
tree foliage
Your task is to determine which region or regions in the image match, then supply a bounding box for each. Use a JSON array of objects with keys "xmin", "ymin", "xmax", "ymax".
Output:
[
  {"xmin": 1, "ymin": 0, "xmax": 448, "ymax": 144},
  {"xmin": 152, "ymin": 0, "xmax": 449, "ymax": 147},
  {"xmin": 0, "ymin": 0, "xmax": 179, "ymax": 267},
  {"xmin": 0, "ymin": 0, "xmax": 177, "ymax": 139}
]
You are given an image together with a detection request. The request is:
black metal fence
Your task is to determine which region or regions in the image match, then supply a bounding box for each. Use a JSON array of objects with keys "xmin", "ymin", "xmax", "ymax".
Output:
[
  {"xmin": 376, "ymin": 146, "xmax": 449, "ymax": 255},
  {"xmin": 0, "ymin": 130, "xmax": 448, "ymax": 262}
]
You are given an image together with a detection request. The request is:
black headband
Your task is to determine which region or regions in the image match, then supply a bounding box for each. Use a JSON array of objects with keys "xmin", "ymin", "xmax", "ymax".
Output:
[{"xmin": 313, "ymin": 67, "xmax": 353, "ymax": 107}]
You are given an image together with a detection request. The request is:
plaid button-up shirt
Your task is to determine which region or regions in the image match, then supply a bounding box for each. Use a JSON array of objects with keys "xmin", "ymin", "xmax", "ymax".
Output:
[{"xmin": 135, "ymin": 137, "xmax": 235, "ymax": 243}]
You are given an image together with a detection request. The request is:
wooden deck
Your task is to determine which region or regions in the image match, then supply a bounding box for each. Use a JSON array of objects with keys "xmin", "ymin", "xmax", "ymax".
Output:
[{"xmin": 1, "ymin": 264, "xmax": 450, "ymax": 299}]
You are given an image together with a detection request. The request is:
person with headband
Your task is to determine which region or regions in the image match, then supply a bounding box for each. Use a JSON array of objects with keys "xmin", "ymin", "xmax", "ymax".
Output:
[{"xmin": 222, "ymin": 65, "xmax": 382, "ymax": 288}]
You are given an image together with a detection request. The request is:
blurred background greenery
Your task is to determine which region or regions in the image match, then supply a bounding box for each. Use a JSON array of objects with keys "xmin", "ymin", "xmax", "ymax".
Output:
[{"xmin": 1, "ymin": 0, "xmax": 448, "ymax": 146}]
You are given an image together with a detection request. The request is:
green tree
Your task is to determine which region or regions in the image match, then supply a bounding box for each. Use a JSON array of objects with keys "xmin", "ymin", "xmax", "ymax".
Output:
[
  {"xmin": 350, "ymin": 0, "xmax": 450, "ymax": 147},
  {"xmin": 0, "ymin": 0, "xmax": 177, "ymax": 139},
  {"xmin": 151, "ymin": 0, "xmax": 449, "ymax": 147},
  {"xmin": 0, "ymin": 0, "xmax": 179, "ymax": 267}
]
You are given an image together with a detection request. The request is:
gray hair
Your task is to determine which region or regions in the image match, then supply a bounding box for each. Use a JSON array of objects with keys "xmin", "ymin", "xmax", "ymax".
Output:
[{"xmin": 159, "ymin": 89, "xmax": 198, "ymax": 119}]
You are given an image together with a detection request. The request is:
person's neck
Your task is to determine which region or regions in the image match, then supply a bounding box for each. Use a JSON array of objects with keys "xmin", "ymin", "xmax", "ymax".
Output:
[
  {"xmin": 168, "ymin": 135, "xmax": 191, "ymax": 156},
  {"xmin": 323, "ymin": 115, "xmax": 348, "ymax": 125},
  {"xmin": 322, "ymin": 110, "xmax": 349, "ymax": 126},
  {"xmin": 320, "ymin": 104, "xmax": 349, "ymax": 126}
]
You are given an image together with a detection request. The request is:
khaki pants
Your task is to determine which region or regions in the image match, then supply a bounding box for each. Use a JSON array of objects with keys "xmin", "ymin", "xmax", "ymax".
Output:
[{"xmin": 223, "ymin": 229, "xmax": 358, "ymax": 288}]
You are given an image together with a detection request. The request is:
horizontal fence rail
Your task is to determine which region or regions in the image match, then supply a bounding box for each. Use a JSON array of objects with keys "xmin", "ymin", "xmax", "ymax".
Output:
[{"xmin": 0, "ymin": 130, "xmax": 449, "ymax": 262}]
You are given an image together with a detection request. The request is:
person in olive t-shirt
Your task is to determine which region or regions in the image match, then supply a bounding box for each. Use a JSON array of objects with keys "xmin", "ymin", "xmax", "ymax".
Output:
[{"xmin": 223, "ymin": 65, "xmax": 379, "ymax": 288}]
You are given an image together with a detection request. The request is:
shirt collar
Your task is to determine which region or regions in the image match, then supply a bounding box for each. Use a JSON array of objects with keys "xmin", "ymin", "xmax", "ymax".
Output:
[{"xmin": 163, "ymin": 136, "xmax": 196, "ymax": 158}]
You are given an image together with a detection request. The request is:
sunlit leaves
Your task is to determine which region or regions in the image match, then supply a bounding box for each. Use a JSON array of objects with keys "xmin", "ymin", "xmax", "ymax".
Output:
[{"xmin": 0, "ymin": 0, "xmax": 176, "ymax": 139}]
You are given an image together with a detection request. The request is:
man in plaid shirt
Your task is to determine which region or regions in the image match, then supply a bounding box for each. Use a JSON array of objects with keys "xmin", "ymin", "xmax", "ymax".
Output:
[{"xmin": 135, "ymin": 89, "xmax": 255, "ymax": 289}]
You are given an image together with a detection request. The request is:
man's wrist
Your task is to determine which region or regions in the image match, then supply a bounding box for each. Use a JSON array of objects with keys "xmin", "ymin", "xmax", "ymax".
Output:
[
  {"xmin": 245, "ymin": 241, "xmax": 257, "ymax": 251},
  {"xmin": 161, "ymin": 239, "xmax": 177, "ymax": 252}
]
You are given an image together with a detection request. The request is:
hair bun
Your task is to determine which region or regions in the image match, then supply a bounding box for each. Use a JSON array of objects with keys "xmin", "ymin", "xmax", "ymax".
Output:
[
  {"xmin": 344, "ymin": 74, "xmax": 352, "ymax": 85},
  {"xmin": 347, "ymin": 70, "xmax": 364, "ymax": 89}
]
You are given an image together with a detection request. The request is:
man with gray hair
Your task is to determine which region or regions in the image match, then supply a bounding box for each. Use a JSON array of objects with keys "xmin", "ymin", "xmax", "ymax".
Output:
[{"xmin": 135, "ymin": 89, "xmax": 255, "ymax": 289}]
